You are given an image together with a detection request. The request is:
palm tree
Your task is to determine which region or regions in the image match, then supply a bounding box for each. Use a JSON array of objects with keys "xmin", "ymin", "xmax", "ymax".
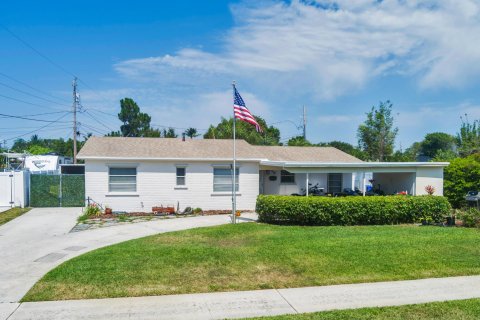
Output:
[{"xmin": 185, "ymin": 127, "xmax": 199, "ymax": 139}]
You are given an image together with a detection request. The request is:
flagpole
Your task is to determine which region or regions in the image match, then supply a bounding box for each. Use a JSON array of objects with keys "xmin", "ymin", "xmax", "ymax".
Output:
[{"xmin": 232, "ymin": 81, "xmax": 237, "ymax": 224}]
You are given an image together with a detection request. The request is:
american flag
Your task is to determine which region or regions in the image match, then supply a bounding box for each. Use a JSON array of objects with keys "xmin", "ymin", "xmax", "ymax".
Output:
[{"xmin": 233, "ymin": 86, "xmax": 263, "ymax": 132}]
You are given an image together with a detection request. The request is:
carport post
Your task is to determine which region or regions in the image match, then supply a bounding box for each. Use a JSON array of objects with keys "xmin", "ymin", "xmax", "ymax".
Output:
[
  {"xmin": 362, "ymin": 172, "xmax": 366, "ymax": 196},
  {"xmin": 306, "ymin": 172, "xmax": 309, "ymax": 196}
]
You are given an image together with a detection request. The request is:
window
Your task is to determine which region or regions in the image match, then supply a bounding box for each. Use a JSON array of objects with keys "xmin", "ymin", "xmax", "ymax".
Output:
[
  {"xmin": 280, "ymin": 170, "xmax": 295, "ymax": 184},
  {"xmin": 176, "ymin": 167, "xmax": 186, "ymax": 186},
  {"xmin": 213, "ymin": 167, "xmax": 239, "ymax": 192},
  {"xmin": 109, "ymin": 167, "xmax": 136, "ymax": 192},
  {"xmin": 328, "ymin": 173, "xmax": 342, "ymax": 193}
]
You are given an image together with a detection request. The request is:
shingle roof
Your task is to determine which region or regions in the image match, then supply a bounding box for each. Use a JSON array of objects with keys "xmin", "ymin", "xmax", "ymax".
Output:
[{"xmin": 77, "ymin": 137, "xmax": 362, "ymax": 163}]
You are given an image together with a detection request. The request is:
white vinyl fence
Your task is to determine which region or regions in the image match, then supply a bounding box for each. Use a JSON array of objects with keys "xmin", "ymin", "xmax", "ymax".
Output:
[{"xmin": 0, "ymin": 171, "xmax": 29, "ymax": 208}]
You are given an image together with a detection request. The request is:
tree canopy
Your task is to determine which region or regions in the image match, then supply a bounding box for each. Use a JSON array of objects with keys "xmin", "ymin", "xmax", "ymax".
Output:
[
  {"xmin": 357, "ymin": 101, "xmax": 398, "ymax": 161},
  {"xmin": 420, "ymin": 132, "xmax": 456, "ymax": 159},
  {"xmin": 184, "ymin": 128, "xmax": 199, "ymax": 139},
  {"xmin": 457, "ymin": 116, "xmax": 480, "ymax": 157},
  {"xmin": 115, "ymin": 98, "xmax": 160, "ymax": 137},
  {"xmin": 10, "ymin": 135, "xmax": 88, "ymax": 157},
  {"xmin": 322, "ymin": 141, "xmax": 367, "ymax": 160},
  {"xmin": 287, "ymin": 136, "xmax": 312, "ymax": 146},
  {"xmin": 203, "ymin": 116, "xmax": 280, "ymax": 145}
]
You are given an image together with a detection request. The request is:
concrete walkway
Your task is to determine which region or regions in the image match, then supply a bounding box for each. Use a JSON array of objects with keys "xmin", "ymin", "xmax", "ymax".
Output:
[
  {"xmin": 4, "ymin": 275, "xmax": 480, "ymax": 319},
  {"xmin": 0, "ymin": 208, "xmax": 256, "ymax": 315}
]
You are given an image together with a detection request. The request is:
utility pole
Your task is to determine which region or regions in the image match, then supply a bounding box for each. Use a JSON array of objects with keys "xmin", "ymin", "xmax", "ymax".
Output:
[
  {"xmin": 302, "ymin": 105, "xmax": 307, "ymax": 140},
  {"xmin": 72, "ymin": 77, "xmax": 78, "ymax": 164}
]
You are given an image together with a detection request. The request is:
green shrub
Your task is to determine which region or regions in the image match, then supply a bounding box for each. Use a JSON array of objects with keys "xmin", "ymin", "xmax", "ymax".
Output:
[
  {"xmin": 193, "ymin": 207, "xmax": 203, "ymax": 214},
  {"xmin": 82, "ymin": 204, "xmax": 101, "ymax": 218},
  {"xmin": 256, "ymin": 195, "xmax": 452, "ymax": 226},
  {"xmin": 457, "ymin": 208, "xmax": 480, "ymax": 228},
  {"xmin": 443, "ymin": 154, "xmax": 480, "ymax": 208}
]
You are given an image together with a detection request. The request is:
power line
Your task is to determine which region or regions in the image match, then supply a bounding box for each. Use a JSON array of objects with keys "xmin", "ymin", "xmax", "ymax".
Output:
[
  {"xmin": 0, "ymin": 71, "xmax": 70, "ymax": 103},
  {"xmin": 1, "ymin": 25, "xmax": 114, "ymax": 110},
  {"xmin": 1, "ymin": 111, "xmax": 70, "ymax": 117},
  {"xmin": 87, "ymin": 108, "xmax": 118, "ymax": 118},
  {"xmin": 82, "ymin": 110, "xmax": 115, "ymax": 132},
  {"xmin": 3, "ymin": 112, "xmax": 71, "ymax": 141},
  {"xmin": 0, "ymin": 93, "xmax": 64, "ymax": 110},
  {"xmin": 0, "ymin": 112, "xmax": 71, "ymax": 123},
  {"xmin": 0, "ymin": 24, "xmax": 76, "ymax": 78},
  {"xmin": 0, "ymin": 80, "xmax": 67, "ymax": 107},
  {"xmin": 79, "ymin": 122, "xmax": 109, "ymax": 136}
]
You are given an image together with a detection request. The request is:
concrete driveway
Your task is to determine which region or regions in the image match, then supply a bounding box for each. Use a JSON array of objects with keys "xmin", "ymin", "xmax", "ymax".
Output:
[{"xmin": 0, "ymin": 207, "xmax": 256, "ymax": 317}]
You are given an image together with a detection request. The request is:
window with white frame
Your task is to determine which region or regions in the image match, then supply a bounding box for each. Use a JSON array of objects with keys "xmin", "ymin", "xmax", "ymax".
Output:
[
  {"xmin": 280, "ymin": 170, "xmax": 295, "ymax": 184},
  {"xmin": 328, "ymin": 173, "xmax": 342, "ymax": 193},
  {"xmin": 109, "ymin": 167, "xmax": 137, "ymax": 192},
  {"xmin": 176, "ymin": 167, "xmax": 186, "ymax": 186},
  {"xmin": 213, "ymin": 167, "xmax": 239, "ymax": 192}
]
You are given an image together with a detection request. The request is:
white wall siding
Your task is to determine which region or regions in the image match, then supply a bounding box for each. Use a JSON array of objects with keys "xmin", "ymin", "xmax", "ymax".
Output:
[
  {"xmin": 85, "ymin": 160, "xmax": 259, "ymax": 212},
  {"xmin": 415, "ymin": 167, "xmax": 444, "ymax": 196}
]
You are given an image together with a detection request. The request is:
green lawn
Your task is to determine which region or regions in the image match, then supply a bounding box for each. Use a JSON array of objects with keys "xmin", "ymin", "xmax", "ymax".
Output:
[
  {"xmin": 0, "ymin": 207, "xmax": 30, "ymax": 226},
  {"xmin": 244, "ymin": 299, "xmax": 480, "ymax": 320},
  {"xmin": 23, "ymin": 223, "xmax": 480, "ymax": 301}
]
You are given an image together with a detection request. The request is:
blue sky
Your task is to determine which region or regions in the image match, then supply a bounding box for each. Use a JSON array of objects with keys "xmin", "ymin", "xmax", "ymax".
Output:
[{"xmin": 1, "ymin": 0, "xmax": 479, "ymax": 149}]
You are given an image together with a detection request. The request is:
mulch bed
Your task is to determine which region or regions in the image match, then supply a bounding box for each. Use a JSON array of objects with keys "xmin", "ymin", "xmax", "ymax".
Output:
[{"xmin": 88, "ymin": 210, "xmax": 254, "ymax": 220}]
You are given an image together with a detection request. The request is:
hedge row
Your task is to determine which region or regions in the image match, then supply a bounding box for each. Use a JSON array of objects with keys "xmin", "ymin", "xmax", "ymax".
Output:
[{"xmin": 256, "ymin": 195, "xmax": 452, "ymax": 226}]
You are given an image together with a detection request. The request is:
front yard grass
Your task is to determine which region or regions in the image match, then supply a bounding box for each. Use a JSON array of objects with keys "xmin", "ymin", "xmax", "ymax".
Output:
[
  {"xmin": 244, "ymin": 298, "xmax": 480, "ymax": 320},
  {"xmin": 0, "ymin": 207, "xmax": 30, "ymax": 226},
  {"xmin": 24, "ymin": 223, "xmax": 480, "ymax": 301}
]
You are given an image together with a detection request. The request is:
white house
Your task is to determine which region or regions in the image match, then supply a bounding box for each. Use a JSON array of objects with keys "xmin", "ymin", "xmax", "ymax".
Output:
[{"xmin": 77, "ymin": 137, "xmax": 449, "ymax": 212}]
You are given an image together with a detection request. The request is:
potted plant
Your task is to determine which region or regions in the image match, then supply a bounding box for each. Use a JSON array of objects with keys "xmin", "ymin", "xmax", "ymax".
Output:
[
  {"xmin": 235, "ymin": 210, "xmax": 241, "ymax": 217},
  {"xmin": 104, "ymin": 205, "xmax": 112, "ymax": 215}
]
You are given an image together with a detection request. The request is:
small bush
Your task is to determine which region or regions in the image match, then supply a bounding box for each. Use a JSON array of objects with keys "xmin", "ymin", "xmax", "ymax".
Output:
[
  {"xmin": 256, "ymin": 195, "xmax": 451, "ymax": 226},
  {"xmin": 83, "ymin": 204, "xmax": 102, "ymax": 217},
  {"xmin": 193, "ymin": 207, "xmax": 203, "ymax": 214},
  {"xmin": 457, "ymin": 208, "xmax": 480, "ymax": 228}
]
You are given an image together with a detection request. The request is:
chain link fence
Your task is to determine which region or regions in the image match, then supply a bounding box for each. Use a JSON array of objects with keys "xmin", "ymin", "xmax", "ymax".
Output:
[{"xmin": 30, "ymin": 174, "xmax": 85, "ymax": 207}]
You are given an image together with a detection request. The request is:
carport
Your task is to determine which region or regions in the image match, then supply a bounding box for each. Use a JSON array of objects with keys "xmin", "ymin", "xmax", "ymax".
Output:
[{"xmin": 259, "ymin": 161, "xmax": 449, "ymax": 196}]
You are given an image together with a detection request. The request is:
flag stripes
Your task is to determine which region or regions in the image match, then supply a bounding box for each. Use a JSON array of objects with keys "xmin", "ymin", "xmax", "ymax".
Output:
[{"xmin": 233, "ymin": 86, "xmax": 262, "ymax": 132}]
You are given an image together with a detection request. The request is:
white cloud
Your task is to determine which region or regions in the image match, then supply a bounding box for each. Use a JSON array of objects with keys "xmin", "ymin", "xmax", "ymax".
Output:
[{"xmin": 114, "ymin": 0, "xmax": 480, "ymax": 99}]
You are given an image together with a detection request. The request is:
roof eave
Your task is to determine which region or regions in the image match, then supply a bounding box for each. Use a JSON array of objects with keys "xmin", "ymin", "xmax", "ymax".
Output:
[
  {"xmin": 260, "ymin": 160, "xmax": 450, "ymax": 168},
  {"xmin": 78, "ymin": 156, "xmax": 267, "ymax": 162}
]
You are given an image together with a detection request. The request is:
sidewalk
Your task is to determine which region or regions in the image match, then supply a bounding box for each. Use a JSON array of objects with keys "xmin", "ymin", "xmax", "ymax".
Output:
[{"xmin": 4, "ymin": 275, "xmax": 480, "ymax": 320}]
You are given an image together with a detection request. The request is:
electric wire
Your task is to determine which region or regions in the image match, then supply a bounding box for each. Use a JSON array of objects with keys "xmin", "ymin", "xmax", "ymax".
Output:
[
  {"xmin": 0, "ymin": 81, "xmax": 68, "ymax": 107},
  {"xmin": 0, "ymin": 71, "xmax": 70, "ymax": 104}
]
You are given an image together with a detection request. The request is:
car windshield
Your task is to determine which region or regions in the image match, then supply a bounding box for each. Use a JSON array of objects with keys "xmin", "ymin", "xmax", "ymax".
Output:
[{"xmin": 467, "ymin": 191, "xmax": 479, "ymax": 196}]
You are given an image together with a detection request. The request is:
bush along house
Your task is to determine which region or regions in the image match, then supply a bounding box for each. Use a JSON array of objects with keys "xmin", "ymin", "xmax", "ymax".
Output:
[{"xmin": 77, "ymin": 137, "xmax": 449, "ymax": 212}]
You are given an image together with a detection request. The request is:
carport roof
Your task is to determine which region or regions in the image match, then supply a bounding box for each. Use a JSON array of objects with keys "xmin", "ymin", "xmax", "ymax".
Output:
[{"xmin": 260, "ymin": 160, "xmax": 449, "ymax": 173}]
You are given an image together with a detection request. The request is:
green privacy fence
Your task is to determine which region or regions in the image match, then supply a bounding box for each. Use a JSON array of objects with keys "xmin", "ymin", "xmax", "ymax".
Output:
[{"xmin": 30, "ymin": 174, "xmax": 85, "ymax": 207}]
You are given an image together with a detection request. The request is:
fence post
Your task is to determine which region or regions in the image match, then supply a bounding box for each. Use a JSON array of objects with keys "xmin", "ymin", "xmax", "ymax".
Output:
[{"xmin": 59, "ymin": 174, "xmax": 62, "ymax": 207}]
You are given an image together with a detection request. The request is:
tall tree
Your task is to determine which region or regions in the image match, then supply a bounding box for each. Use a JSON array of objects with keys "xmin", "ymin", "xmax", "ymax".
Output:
[
  {"xmin": 420, "ymin": 132, "xmax": 456, "ymax": 158},
  {"xmin": 357, "ymin": 101, "xmax": 398, "ymax": 161},
  {"xmin": 117, "ymin": 98, "xmax": 152, "ymax": 137},
  {"xmin": 162, "ymin": 128, "xmax": 178, "ymax": 138},
  {"xmin": 184, "ymin": 127, "xmax": 199, "ymax": 139},
  {"xmin": 457, "ymin": 115, "xmax": 480, "ymax": 157},
  {"xmin": 204, "ymin": 116, "xmax": 280, "ymax": 146}
]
